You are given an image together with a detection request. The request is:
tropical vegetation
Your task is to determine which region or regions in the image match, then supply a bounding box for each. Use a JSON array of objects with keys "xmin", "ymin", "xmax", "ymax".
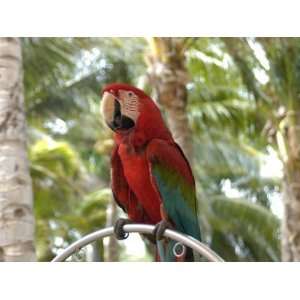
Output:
[{"xmin": 2, "ymin": 37, "xmax": 296, "ymax": 261}]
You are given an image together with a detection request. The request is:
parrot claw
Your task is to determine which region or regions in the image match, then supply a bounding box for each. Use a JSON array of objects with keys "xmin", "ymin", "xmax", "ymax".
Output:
[
  {"xmin": 114, "ymin": 218, "xmax": 132, "ymax": 240},
  {"xmin": 153, "ymin": 220, "xmax": 171, "ymax": 241}
]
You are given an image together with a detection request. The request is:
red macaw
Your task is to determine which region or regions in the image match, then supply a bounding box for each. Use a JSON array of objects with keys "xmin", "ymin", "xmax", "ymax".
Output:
[{"xmin": 100, "ymin": 83, "xmax": 201, "ymax": 261}]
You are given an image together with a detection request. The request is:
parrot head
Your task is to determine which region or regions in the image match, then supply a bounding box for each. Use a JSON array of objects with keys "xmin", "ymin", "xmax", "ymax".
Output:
[
  {"xmin": 100, "ymin": 83, "xmax": 172, "ymax": 144},
  {"xmin": 100, "ymin": 83, "xmax": 144, "ymax": 132}
]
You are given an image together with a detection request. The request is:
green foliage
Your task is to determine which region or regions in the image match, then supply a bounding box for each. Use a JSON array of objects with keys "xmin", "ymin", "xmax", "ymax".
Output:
[
  {"xmin": 29, "ymin": 137, "xmax": 83, "ymax": 260},
  {"xmin": 185, "ymin": 38, "xmax": 281, "ymax": 260},
  {"xmin": 64, "ymin": 189, "xmax": 111, "ymax": 234},
  {"xmin": 207, "ymin": 196, "xmax": 280, "ymax": 261},
  {"xmin": 23, "ymin": 37, "xmax": 148, "ymax": 261}
]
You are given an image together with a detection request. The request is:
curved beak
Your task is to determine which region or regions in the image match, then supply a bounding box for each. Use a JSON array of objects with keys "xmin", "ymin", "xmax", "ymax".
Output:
[{"xmin": 100, "ymin": 92, "xmax": 135, "ymax": 131}]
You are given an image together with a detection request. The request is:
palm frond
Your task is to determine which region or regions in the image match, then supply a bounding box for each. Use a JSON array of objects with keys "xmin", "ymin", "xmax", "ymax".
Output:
[{"xmin": 206, "ymin": 196, "xmax": 281, "ymax": 261}]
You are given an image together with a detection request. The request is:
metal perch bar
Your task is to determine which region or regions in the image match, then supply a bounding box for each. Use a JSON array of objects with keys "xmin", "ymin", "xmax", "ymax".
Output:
[{"xmin": 51, "ymin": 223, "xmax": 224, "ymax": 262}]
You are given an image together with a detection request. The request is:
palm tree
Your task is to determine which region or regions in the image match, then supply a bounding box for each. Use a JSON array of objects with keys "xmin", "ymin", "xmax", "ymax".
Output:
[
  {"xmin": 222, "ymin": 37, "xmax": 300, "ymax": 261},
  {"xmin": 260, "ymin": 38, "xmax": 300, "ymax": 261},
  {"xmin": 220, "ymin": 38, "xmax": 300, "ymax": 261},
  {"xmin": 0, "ymin": 38, "xmax": 36, "ymax": 261},
  {"xmin": 145, "ymin": 37, "xmax": 194, "ymax": 160}
]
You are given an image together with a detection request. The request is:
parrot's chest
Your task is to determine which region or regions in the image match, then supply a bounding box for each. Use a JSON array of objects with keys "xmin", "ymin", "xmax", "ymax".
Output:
[
  {"xmin": 118, "ymin": 144, "xmax": 152, "ymax": 190},
  {"xmin": 118, "ymin": 143, "xmax": 161, "ymax": 223}
]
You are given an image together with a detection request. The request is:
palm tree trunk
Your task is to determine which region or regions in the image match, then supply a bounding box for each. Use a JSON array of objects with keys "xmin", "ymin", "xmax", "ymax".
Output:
[
  {"xmin": 0, "ymin": 38, "xmax": 36, "ymax": 261},
  {"xmin": 277, "ymin": 111, "xmax": 300, "ymax": 261},
  {"xmin": 146, "ymin": 38, "xmax": 193, "ymax": 161},
  {"xmin": 86, "ymin": 240, "xmax": 104, "ymax": 262},
  {"xmin": 105, "ymin": 200, "xmax": 119, "ymax": 261}
]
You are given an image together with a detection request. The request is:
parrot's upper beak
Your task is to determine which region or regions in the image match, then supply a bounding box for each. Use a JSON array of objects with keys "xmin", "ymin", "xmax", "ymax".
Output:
[{"xmin": 100, "ymin": 91, "xmax": 135, "ymax": 132}]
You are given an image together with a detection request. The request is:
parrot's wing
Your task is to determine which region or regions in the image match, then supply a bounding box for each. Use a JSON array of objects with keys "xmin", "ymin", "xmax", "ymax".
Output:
[
  {"xmin": 146, "ymin": 139, "xmax": 201, "ymax": 241},
  {"xmin": 111, "ymin": 145, "xmax": 151, "ymax": 223}
]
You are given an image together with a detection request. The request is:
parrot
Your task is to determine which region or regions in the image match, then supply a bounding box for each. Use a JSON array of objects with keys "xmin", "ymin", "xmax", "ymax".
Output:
[{"xmin": 100, "ymin": 83, "xmax": 201, "ymax": 261}]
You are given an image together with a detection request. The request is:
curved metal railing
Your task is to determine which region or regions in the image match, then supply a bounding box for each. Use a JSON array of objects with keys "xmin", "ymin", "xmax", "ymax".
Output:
[{"xmin": 51, "ymin": 223, "xmax": 224, "ymax": 262}]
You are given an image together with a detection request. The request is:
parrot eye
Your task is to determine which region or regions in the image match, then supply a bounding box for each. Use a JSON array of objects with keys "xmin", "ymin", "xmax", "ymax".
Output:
[{"xmin": 128, "ymin": 92, "xmax": 133, "ymax": 97}]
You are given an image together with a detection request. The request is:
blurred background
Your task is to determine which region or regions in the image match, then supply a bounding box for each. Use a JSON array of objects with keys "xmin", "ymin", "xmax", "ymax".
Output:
[{"xmin": 2, "ymin": 37, "xmax": 300, "ymax": 262}]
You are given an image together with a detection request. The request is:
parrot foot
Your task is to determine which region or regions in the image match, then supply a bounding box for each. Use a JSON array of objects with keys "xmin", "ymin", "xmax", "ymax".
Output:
[
  {"xmin": 114, "ymin": 218, "xmax": 132, "ymax": 240},
  {"xmin": 153, "ymin": 220, "xmax": 172, "ymax": 241}
]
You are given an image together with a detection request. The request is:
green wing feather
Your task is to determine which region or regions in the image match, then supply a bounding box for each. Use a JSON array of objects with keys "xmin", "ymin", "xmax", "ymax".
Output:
[{"xmin": 147, "ymin": 139, "xmax": 201, "ymax": 242}]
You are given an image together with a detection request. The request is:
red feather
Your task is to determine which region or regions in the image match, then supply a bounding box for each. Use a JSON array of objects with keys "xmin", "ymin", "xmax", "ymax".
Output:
[{"xmin": 111, "ymin": 144, "xmax": 159, "ymax": 224}]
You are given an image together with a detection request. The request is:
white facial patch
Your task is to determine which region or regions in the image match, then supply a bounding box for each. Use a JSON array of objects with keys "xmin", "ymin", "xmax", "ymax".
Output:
[{"xmin": 118, "ymin": 90, "xmax": 139, "ymax": 122}]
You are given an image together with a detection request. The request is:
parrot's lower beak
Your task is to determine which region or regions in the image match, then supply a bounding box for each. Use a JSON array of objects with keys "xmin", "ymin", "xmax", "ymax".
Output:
[{"xmin": 100, "ymin": 92, "xmax": 135, "ymax": 132}]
